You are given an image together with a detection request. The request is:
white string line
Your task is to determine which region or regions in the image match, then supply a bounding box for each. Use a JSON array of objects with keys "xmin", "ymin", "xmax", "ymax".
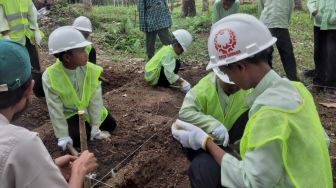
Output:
[
  {"xmin": 90, "ymin": 132, "xmax": 159, "ymax": 187},
  {"xmin": 86, "ymin": 175, "xmax": 114, "ymax": 188}
]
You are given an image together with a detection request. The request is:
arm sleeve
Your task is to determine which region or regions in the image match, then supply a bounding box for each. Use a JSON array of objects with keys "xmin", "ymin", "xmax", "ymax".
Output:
[
  {"xmin": 87, "ymin": 84, "xmax": 104, "ymax": 127},
  {"xmin": 212, "ymin": 2, "xmax": 220, "ymax": 24},
  {"xmin": 5, "ymin": 132, "xmax": 68, "ymax": 187},
  {"xmin": 28, "ymin": 2, "xmax": 39, "ymax": 30},
  {"xmin": 179, "ymin": 90, "xmax": 222, "ymax": 133},
  {"xmin": 161, "ymin": 54, "xmax": 180, "ymax": 84},
  {"xmin": 221, "ymin": 141, "xmax": 287, "ymax": 188},
  {"xmin": 0, "ymin": 5, "xmax": 10, "ymax": 32},
  {"xmin": 42, "ymin": 72, "xmax": 69, "ymax": 138},
  {"xmin": 307, "ymin": 0, "xmax": 317, "ymax": 16}
]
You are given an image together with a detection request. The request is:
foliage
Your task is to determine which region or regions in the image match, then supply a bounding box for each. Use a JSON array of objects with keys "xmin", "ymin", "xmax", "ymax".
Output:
[{"xmin": 51, "ymin": 0, "xmax": 315, "ymax": 79}]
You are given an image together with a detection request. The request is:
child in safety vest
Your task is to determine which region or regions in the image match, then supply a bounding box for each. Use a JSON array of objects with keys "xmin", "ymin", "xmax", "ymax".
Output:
[
  {"xmin": 42, "ymin": 26, "xmax": 117, "ymax": 151},
  {"xmin": 73, "ymin": 16, "xmax": 97, "ymax": 64},
  {"xmin": 179, "ymin": 69, "xmax": 250, "ymax": 151},
  {"xmin": 144, "ymin": 29, "xmax": 193, "ymax": 93}
]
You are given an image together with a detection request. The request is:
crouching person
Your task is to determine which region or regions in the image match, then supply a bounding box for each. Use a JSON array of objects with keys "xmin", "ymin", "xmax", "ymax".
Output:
[
  {"xmin": 0, "ymin": 39, "xmax": 98, "ymax": 187},
  {"xmin": 145, "ymin": 29, "xmax": 193, "ymax": 93},
  {"xmin": 42, "ymin": 26, "xmax": 117, "ymax": 151}
]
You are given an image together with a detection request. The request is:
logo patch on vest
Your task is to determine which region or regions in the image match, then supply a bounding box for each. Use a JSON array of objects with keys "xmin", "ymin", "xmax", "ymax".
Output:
[{"xmin": 214, "ymin": 29, "xmax": 241, "ymax": 60}]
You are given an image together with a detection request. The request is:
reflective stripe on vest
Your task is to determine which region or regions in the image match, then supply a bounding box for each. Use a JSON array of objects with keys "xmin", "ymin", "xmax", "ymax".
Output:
[
  {"xmin": 240, "ymin": 82, "xmax": 332, "ymax": 187},
  {"xmin": 144, "ymin": 45, "xmax": 177, "ymax": 85},
  {"xmin": 47, "ymin": 60, "xmax": 108, "ymax": 123},
  {"xmin": 0, "ymin": 0, "xmax": 34, "ymax": 41},
  {"xmin": 192, "ymin": 72, "xmax": 250, "ymax": 130}
]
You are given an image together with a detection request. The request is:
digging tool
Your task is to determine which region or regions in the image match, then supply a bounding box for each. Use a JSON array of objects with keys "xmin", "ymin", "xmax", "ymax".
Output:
[
  {"xmin": 66, "ymin": 144, "xmax": 79, "ymax": 156},
  {"xmin": 99, "ymin": 75, "xmax": 109, "ymax": 83},
  {"xmin": 78, "ymin": 110, "xmax": 91, "ymax": 188}
]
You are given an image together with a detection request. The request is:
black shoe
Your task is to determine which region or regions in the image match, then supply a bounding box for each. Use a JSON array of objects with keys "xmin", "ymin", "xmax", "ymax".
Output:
[{"xmin": 303, "ymin": 69, "xmax": 315, "ymax": 77}]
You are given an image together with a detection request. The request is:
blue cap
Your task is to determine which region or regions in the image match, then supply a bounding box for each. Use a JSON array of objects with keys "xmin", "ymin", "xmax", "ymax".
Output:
[{"xmin": 0, "ymin": 39, "xmax": 32, "ymax": 92}]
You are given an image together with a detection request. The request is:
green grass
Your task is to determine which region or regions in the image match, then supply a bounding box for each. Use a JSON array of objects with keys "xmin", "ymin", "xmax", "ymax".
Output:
[{"xmin": 54, "ymin": 0, "xmax": 315, "ymax": 79}]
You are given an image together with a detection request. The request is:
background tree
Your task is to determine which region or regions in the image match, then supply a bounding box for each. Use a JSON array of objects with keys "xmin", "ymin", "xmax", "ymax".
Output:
[
  {"xmin": 202, "ymin": 0, "xmax": 209, "ymax": 11},
  {"xmin": 83, "ymin": 0, "xmax": 92, "ymax": 10},
  {"xmin": 182, "ymin": 0, "xmax": 196, "ymax": 17},
  {"xmin": 294, "ymin": 0, "xmax": 302, "ymax": 10}
]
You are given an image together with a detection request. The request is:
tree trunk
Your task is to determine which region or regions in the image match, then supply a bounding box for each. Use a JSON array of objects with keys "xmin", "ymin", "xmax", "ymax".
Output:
[
  {"xmin": 83, "ymin": 0, "xmax": 92, "ymax": 11},
  {"xmin": 181, "ymin": 0, "xmax": 196, "ymax": 17},
  {"xmin": 294, "ymin": 0, "xmax": 302, "ymax": 10},
  {"xmin": 202, "ymin": 0, "xmax": 209, "ymax": 11}
]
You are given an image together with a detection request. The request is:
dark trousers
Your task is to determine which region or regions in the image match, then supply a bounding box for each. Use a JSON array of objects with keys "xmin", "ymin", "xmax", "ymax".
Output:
[
  {"xmin": 157, "ymin": 59, "xmax": 181, "ymax": 87},
  {"xmin": 313, "ymin": 27, "xmax": 336, "ymax": 87},
  {"xmin": 66, "ymin": 112, "xmax": 117, "ymax": 147},
  {"xmin": 269, "ymin": 28, "xmax": 298, "ymax": 81},
  {"xmin": 25, "ymin": 38, "xmax": 45, "ymax": 97},
  {"xmin": 88, "ymin": 46, "xmax": 97, "ymax": 64},
  {"xmin": 146, "ymin": 28, "xmax": 172, "ymax": 59},
  {"xmin": 186, "ymin": 110, "xmax": 249, "ymax": 188}
]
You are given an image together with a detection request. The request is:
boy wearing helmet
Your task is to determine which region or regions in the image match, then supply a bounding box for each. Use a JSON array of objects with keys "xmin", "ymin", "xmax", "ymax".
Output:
[
  {"xmin": 179, "ymin": 69, "xmax": 250, "ymax": 150},
  {"xmin": 144, "ymin": 29, "xmax": 193, "ymax": 93},
  {"xmin": 0, "ymin": 39, "xmax": 97, "ymax": 187},
  {"xmin": 42, "ymin": 26, "xmax": 117, "ymax": 151},
  {"xmin": 73, "ymin": 16, "xmax": 97, "ymax": 64},
  {"xmin": 212, "ymin": 0, "xmax": 240, "ymax": 24},
  {"xmin": 172, "ymin": 14, "xmax": 332, "ymax": 187}
]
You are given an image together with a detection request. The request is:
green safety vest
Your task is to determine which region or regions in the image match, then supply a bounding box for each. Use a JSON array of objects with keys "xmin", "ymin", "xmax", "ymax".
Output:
[
  {"xmin": 85, "ymin": 44, "xmax": 92, "ymax": 55},
  {"xmin": 240, "ymin": 82, "xmax": 332, "ymax": 187},
  {"xmin": 0, "ymin": 0, "xmax": 35, "ymax": 42},
  {"xmin": 192, "ymin": 72, "xmax": 250, "ymax": 130},
  {"xmin": 144, "ymin": 45, "xmax": 177, "ymax": 86},
  {"xmin": 47, "ymin": 60, "xmax": 108, "ymax": 124}
]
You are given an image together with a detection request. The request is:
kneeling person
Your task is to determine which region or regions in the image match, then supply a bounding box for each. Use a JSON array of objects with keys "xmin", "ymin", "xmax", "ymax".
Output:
[
  {"xmin": 145, "ymin": 29, "xmax": 193, "ymax": 93},
  {"xmin": 42, "ymin": 26, "xmax": 117, "ymax": 151},
  {"xmin": 179, "ymin": 69, "xmax": 250, "ymax": 149}
]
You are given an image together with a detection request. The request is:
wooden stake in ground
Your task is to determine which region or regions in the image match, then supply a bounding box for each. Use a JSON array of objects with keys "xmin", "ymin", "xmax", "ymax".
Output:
[{"xmin": 78, "ymin": 110, "xmax": 90, "ymax": 188}]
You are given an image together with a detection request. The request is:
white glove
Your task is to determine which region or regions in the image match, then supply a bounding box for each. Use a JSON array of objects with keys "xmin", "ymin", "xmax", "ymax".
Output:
[
  {"xmin": 171, "ymin": 119, "xmax": 211, "ymax": 150},
  {"xmin": 180, "ymin": 79, "xmax": 191, "ymax": 93},
  {"xmin": 212, "ymin": 125, "xmax": 229, "ymax": 147},
  {"xmin": 34, "ymin": 30, "xmax": 42, "ymax": 46},
  {"xmin": 58, "ymin": 137, "xmax": 73, "ymax": 151},
  {"xmin": 3, "ymin": 35, "xmax": 10, "ymax": 40},
  {"xmin": 90, "ymin": 127, "xmax": 111, "ymax": 141}
]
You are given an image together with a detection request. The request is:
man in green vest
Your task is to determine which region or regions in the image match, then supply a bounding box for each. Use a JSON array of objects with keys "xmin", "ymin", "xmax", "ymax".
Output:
[
  {"xmin": 0, "ymin": 0, "xmax": 44, "ymax": 97},
  {"xmin": 172, "ymin": 14, "xmax": 332, "ymax": 187},
  {"xmin": 73, "ymin": 16, "xmax": 97, "ymax": 64},
  {"xmin": 42, "ymin": 26, "xmax": 117, "ymax": 151},
  {"xmin": 179, "ymin": 69, "xmax": 250, "ymax": 148},
  {"xmin": 212, "ymin": 0, "xmax": 240, "ymax": 24},
  {"xmin": 144, "ymin": 29, "xmax": 193, "ymax": 93}
]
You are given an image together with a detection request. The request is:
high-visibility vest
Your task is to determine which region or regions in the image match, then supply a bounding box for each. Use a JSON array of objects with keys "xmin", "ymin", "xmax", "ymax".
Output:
[
  {"xmin": 144, "ymin": 45, "xmax": 177, "ymax": 86},
  {"xmin": 47, "ymin": 60, "xmax": 108, "ymax": 123},
  {"xmin": 0, "ymin": 0, "xmax": 35, "ymax": 42},
  {"xmin": 85, "ymin": 44, "xmax": 92, "ymax": 55},
  {"xmin": 240, "ymin": 82, "xmax": 332, "ymax": 187},
  {"xmin": 192, "ymin": 72, "xmax": 250, "ymax": 130}
]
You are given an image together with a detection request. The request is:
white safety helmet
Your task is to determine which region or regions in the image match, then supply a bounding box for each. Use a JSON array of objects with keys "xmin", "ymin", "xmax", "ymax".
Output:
[
  {"xmin": 212, "ymin": 67, "xmax": 234, "ymax": 84},
  {"xmin": 206, "ymin": 13, "xmax": 277, "ymax": 70},
  {"xmin": 73, "ymin": 16, "xmax": 92, "ymax": 32},
  {"xmin": 48, "ymin": 26, "xmax": 92, "ymax": 54},
  {"xmin": 172, "ymin": 29, "xmax": 193, "ymax": 52}
]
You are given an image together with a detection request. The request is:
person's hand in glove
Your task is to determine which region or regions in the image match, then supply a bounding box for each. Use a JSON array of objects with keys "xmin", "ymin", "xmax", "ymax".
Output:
[
  {"xmin": 58, "ymin": 136, "xmax": 73, "ymax": 151},
  {"xmin": 34, "ymin": 30, "xmax": 42, "ymax": 46},
  {"xmin": 90, "ymin": 126, "xmax": 111, "ymax": 141},
  {"xmin": 211, "ymin": 125, "xmax": 230, "ymax": 147},
  {"xmin": 171, "ymin": 119, "xmax": 212, "ymax": 150},
  {"xmin": 180, "ymin": 78, "xmax": 191, "ymax": 93}
]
